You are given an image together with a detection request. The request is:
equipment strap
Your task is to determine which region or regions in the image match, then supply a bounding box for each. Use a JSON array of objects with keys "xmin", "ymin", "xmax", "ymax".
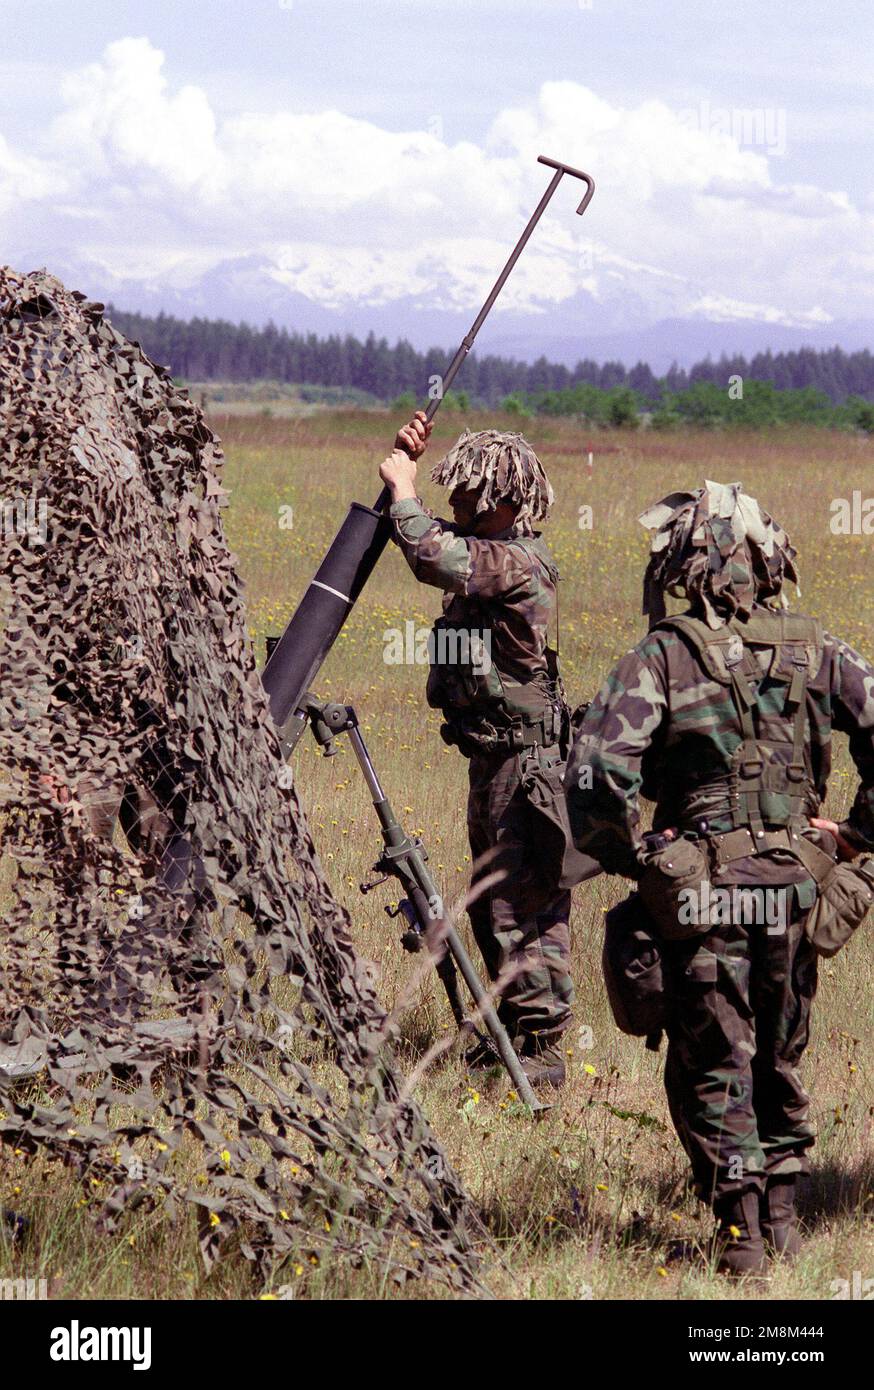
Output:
[
  {"xmin": 708, "ymin": 825, "xmax": 835, "ymax": 881},
  {"xmin": 729, "ymin": 666, "xmax": 767, "ymax": 837},
  {"xmin": 786, "ymin": 664, "xmax": 810, "ymax": 782}
]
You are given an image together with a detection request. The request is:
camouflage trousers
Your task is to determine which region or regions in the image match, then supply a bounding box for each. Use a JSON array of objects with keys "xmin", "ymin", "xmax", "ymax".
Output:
[
  {"xmin": 80, "ymin": 776, "xmax": 172, "ymax": 876},
  {"xmin": 466, "ymin": 746, "xmax": 573, "ymax": 1049},
  {"xmin": 662, "ymin": 887, "xmax": 818, "ymax": 1205}
]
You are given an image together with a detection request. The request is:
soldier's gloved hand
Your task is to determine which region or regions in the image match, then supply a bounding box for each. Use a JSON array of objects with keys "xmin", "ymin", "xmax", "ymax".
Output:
[
  {"xmin": 379, "ymin": 448, "xmax": 418, "ymax": 502},
  {"xmin": 809, "ymin": 816, "xmax": 860, "ymax": 862},
  {"xmin": 394, "ymin": 410, "xmax": 432, "ymax": 460}
]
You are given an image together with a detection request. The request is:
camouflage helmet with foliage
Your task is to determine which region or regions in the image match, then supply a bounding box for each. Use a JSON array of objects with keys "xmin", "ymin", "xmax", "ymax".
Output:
[
  {"xmin": 431, "ymin": 428, "xmax": 553, "ymax": 536},
  {"xmin": 639, "ymin": 479, "xmax": 799, "ymax": 629}
]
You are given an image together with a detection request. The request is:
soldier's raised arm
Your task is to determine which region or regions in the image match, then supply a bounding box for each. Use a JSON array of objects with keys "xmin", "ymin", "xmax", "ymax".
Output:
[
  {"xmin": 380, "ymin": 423, "xmax": 548, "ymax": 597},
  {"xmin": 389, "ymin": 504, "xmax": 538, "ymax": 595}
]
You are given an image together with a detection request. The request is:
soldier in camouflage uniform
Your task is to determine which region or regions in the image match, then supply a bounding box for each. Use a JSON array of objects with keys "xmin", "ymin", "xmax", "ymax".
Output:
[
  {"xmin": 379, "ymin": 412, "xmax": 576, "ymax": 1087},
  {"xmin": 566, "ymin": 481, "xmax": 874, "ymax": 1272}
]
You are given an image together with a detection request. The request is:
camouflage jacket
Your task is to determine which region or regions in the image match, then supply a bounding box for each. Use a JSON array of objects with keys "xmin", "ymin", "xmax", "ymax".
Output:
[
  {"xmin": 389, "ymin": 497, "xmax": 560, "ymax": 692},
  {"xmin": 566, "ymin": 607, "xmax": 874, "ymax": 880}
]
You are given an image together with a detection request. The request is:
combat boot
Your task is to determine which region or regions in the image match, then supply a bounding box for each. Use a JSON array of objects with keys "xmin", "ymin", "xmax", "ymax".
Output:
[
  {"xmin": 760, "ymin": 1175, "xmax": 802, "ymax": 1259},
  {"xmin": 712, "ymin": 1188, "xmax": 768, "ymax": 1277},
  {"xmin": 519, "ymin": 1040, "xmax": 566, "ymax": 1090}
]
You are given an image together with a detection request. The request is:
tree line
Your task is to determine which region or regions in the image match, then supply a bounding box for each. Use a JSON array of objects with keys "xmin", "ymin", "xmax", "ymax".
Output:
[
  {"xmin": 493, "ymin": 380, "xmax": 874, "ymax": 432},
  {"xmin": 105, "ymin": 305, "xmax": 874, "ymax": 422}
]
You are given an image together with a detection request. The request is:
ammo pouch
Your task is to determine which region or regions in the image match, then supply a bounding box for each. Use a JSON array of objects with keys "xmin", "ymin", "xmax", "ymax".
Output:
[
  {"xmin": 434, "ymin": 628, "xmax": 568, "ymax": 763},
  {"xmin": 426, "ymin": 613, "xmax": 505, "ymax": 711},
  {"xmin": 804, "ymin": 855, "xmax": 874, "ymax": 957},
  {"xmin": 520, "ymin": 747, "xmax": 601, "ymax": 891},
  {"xmin": 637, "ymin": 836, "xmax": 711, "ymax": 940},
  {"xmin": 602, "ymin": 893, "xmax": 668, "ymax": 1043}
]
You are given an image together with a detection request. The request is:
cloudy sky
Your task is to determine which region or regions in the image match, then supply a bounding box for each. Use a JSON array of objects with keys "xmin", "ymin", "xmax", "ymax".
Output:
[{"xmin": 2, "ymin": 0, "xmax": 872, "ymax": 365}]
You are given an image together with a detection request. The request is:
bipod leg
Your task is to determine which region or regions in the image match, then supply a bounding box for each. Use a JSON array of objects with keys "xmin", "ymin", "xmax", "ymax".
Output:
[{"xmin": 309, "ymin": 699, "xmax": 548, "ymax": 1114}]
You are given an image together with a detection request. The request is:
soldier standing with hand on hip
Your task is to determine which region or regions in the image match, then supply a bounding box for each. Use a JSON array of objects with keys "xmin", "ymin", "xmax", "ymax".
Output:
[
  {"xmin": 379, "ymin": 411, "xmax": 592, "ymax": 1089},
  {"xmin": 566, "ymin": 481, "xmax": 874, "ymax": 1274}
]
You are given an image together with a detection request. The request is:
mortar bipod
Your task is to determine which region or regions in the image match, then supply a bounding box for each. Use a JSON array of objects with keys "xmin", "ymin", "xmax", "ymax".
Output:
[{"xmin": 301, "ymin": 694, "xmax": 547, "ymax": 1113}]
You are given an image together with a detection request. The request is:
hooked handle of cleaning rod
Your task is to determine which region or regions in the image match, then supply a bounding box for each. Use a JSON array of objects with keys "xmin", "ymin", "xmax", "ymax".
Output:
[
  {"xmin": 420, "ymin": 159, "xmax": 595, "ymax": 421},
  {"xmin": 375, "ymin": 154, "xmax": 596, "ymax": 505},
  {"xmin": 416, "ymin": 157, "xmax": 595, "ymax": 423},
  {"xmin": 536, "ymin": 155, "xmax": 596, "ymax": 214}
]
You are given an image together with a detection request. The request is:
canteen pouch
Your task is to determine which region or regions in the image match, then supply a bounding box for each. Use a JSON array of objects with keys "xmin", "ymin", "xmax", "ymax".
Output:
[
  {"xmin": 637, "ymin": 836, "xmax": 711, "ymax": 940},
  {"xmin": 602, "ymin": 893, "xmax": 668, "ymax": 1038},
  {"xmin": 521, "ymin": 746, "xmax": 601, "ymax": 890},
  {"xmin": 804, "ymin": 855, "xmax": 874, "ymax": 958}
]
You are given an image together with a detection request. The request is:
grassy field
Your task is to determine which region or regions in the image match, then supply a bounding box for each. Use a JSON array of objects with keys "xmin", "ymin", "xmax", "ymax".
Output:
[{"xmin": 3, "ymin": 407, "xmax": 872, "ymax": 1300}]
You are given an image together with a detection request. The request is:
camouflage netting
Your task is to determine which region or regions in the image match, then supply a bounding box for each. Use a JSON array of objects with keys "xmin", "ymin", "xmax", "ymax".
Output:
[
  {"xmin": 639, "ymin": 479, "xmax": 800, "ymax": 629},
  {"xmin": 431, "ymin": 429, "xmax": 553, "ymax": 535},
  {"xmin": 0, "ymin": 267, "xmax": 485, "ymax": 1291}
]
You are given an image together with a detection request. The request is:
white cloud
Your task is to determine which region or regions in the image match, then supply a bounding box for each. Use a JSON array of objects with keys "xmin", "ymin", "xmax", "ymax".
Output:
[
  {"xmin": 0, "ymin": 133, "xmax": 63, "ymax": 215},
  {"xmin": 52, "ymin": 38, "xmax": 222, "ymax": 196},
  {"xmin": 1, "ymin": 37, "xmax": 872, "ymax": 332},
  {"xmin": 686, "ymin": 294, "xmax": 833, "ymax": 327}
]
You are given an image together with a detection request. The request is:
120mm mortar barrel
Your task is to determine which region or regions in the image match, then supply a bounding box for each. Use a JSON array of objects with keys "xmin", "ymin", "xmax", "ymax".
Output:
[{"xmin": 261, "ymin": 495, "xmax": 391, "ymax": 749}]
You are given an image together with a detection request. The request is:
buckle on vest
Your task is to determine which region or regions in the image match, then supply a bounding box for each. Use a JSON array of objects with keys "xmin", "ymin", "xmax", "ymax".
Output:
[
  {"xmin": 739, "ymin": 758, "xmax": 764, "ymax": 777},
  {"xmin": 787, "ymin": 764, "xmax": 807, "ymax": 782}
]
